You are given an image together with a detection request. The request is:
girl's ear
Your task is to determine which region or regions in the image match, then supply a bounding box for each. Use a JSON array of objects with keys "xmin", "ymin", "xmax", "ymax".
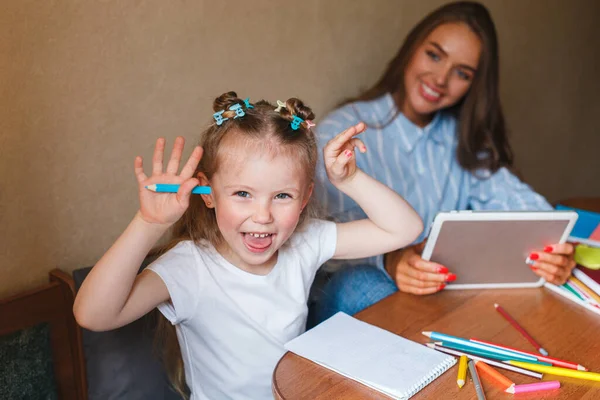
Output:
[
  {"xmin": 196, "ymin": 172, "xmax": 215, "ymax": 208},
  {"xmin": 301, "ymin": 183, "xmax": 314, "ymax": 210}
]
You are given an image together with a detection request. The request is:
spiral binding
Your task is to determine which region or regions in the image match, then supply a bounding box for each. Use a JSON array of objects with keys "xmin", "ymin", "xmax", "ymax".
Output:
[{"xmin": 403, "ymin": 356, "xmax": 457, "ymax": 398}]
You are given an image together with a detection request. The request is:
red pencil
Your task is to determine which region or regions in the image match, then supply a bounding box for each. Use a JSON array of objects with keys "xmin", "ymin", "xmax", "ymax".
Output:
[
  {"xmin": 494, "ymin": 303, "xmax": 548, "ymax": 356},
  {"xmin": 470, "ymin": 338, "xmax": 587, "ymax": 371}
]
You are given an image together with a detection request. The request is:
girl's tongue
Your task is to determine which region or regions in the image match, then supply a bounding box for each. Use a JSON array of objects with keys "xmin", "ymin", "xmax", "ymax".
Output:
[{"xmin": 243, "ymin": 233, "xmax": 273, "ymax": 252}]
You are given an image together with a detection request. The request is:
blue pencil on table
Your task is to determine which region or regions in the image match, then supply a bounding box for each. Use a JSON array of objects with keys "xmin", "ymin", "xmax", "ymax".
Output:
[
  {"xmin": 432, "ymin": 341, "xmax": 552, "ymax": 365},
  {"xmin": 145, "ymin": 184, "xmax": 211, "ymax": 195},
  {"xmin": 422, "ymin": 331, "xmax": 540, "ymax": 363}
]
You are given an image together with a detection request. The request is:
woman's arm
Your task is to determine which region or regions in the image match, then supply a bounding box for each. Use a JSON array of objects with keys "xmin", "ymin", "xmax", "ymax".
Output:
[
  {"xmin": 74, "ymin": 137, "xmax": 202, "ymax": 330},
  {"xmin": 322, "ymin": 122, "xmax": 423, "ymax": 260}
]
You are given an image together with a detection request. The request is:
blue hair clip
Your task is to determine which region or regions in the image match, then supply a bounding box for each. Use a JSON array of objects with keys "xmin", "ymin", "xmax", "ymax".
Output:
[
  {"xmin": 229, "ymin": 103, "xmax": 245, "ymax": 119},
  {"xmin": 213, "ymin": 110, "xmax": 229, "ymax": 126},
  {"xmin": 291, "ymin": 115, "xmax": 304, "ymax": 131},
  {"xmin": 243, "ymin": 97, "xmax": 254, "ymax": 109}
]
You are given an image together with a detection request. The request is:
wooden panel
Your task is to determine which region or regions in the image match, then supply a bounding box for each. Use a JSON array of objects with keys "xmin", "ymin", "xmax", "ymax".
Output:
[
  {"xmin": 557, "ymin": 197, "xmax": 600, "ymax": 213},
  {"xmin": 0, "ymin": 269, "xmax": 87, "ymax": 399}
]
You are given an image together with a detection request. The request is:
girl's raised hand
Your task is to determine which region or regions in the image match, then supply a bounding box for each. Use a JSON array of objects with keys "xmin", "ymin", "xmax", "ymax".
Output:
[
  {"xmin": 134, "ymin": 136, "xmax": 203, "ymax": 226},
  {"xmin": 323, "ymin": 122, "xmax": 367, "ymax": 187}
]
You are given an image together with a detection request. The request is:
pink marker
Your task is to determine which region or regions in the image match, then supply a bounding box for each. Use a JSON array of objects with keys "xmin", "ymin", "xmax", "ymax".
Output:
[{"xmin": 505, "ymin": 380, "xmax": 560, "ymax": 394}]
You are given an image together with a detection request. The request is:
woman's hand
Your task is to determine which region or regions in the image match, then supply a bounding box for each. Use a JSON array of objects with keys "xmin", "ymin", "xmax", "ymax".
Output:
[
  {"xmin": 528, "ymin": 243, "xmax": 576, "ymax": 285},
  {"xmin": 384, "ymin": 241, "xmax": 456, "ymax": 295},
  {"xmin": 323, "ymin": 122, "xmax": 367, "ymax": 188},
  {"xmin": 134, "ymin": 136, "xmax": 203, "ymax": 226}
]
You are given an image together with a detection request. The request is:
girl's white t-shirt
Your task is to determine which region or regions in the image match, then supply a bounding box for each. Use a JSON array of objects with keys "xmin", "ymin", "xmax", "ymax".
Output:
[{"xmin": 148, "ymin": 219, "xmax": 337, "ymax": 400}]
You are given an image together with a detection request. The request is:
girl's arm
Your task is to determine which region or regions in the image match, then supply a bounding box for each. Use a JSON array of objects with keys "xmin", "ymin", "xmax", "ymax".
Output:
[
  {"xmin": 74, "ymin": 137, "xmax": 202, "ymax": 331},
  {"xmin": 323, "ymin": 123, "xmax": 424, "ymax": 260}
]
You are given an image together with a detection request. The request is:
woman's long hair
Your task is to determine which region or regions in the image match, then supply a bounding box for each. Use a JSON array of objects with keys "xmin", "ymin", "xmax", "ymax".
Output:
[{"xmin": 346, "ymin": 1, "xmax": 512, "ymax": 173}]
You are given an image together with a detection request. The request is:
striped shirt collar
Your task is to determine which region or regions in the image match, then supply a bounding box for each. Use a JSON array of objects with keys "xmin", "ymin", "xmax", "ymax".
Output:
[{"xmin": 376, "ymin": 93, "xmax": 446, "ymax": 152}]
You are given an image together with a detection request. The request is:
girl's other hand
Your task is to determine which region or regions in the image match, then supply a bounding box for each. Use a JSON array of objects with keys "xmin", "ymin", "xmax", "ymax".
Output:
[
  {"xmin": 323, "ymin": 122, "xmax": 367, "ymax": 187},
  {"xmin": 528, "ymin": 243, "xmax": 576, "ymax": 285},
  {"xmin": 134, "ymin": 136, "xmax": 203, "ymax": 226},
  {"xmin": 384, "ymin": 241, "xmax": 455, "ymax": 295}
]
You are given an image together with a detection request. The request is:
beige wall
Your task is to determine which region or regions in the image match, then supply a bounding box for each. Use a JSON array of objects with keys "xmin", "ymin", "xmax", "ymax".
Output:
[{"xmin": 1, "ymin": 0, "xmax": 599, "ymax": 298}]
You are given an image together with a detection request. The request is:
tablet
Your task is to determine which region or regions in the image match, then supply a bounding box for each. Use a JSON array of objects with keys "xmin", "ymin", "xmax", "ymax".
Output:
[{"xmin": 421, "ymin": 211, "xmax": 578, "ymax": 289}]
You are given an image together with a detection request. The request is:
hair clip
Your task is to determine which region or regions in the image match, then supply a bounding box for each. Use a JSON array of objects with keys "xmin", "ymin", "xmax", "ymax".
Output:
[
  {"xmin": 229, "ymin": 103, "xmax": 245, "ymax": 119},
  {"xmin": 243, "ymin": 97, "xmax": 254, "ymax": 109},
  {"xmin": 306, "ymin": 120, "xmax": 316, "ymax": 129},
  {"xmin": 274, "ymin": 100, "xmax": 286, "ymax": 113},
  {"xmin": 213, "ymin": 110, "xmax": 229, "ymax": 126},
  {"xmin": 291, "ymin": 115, "xmax": 304, "ymax": 131}
]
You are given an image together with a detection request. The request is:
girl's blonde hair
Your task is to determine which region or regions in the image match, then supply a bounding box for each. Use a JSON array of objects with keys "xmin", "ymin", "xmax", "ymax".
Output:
[{"xmin": 154, "ymin": 91, "xmax": 318, "ymax": 398}]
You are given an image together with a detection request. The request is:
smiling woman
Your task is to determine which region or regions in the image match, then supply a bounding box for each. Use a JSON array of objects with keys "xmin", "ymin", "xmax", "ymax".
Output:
[
  {"xmin": 310, "ymin": 0, "xmax": 577, "ymax": 327},
  {"xmin": 401, "ymin": 22, "xmax": 481, "ymax": 126}
]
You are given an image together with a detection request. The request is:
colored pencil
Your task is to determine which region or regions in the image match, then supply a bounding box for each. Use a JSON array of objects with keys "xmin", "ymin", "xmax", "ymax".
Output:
[
  {"xmin": 468, "ymin": 359, "xmax": 487, "ymax": 400},
  {"xmin": 433, "ymin": 340, "xmax": 550, "ymax": 365},
  {"xmin": 494, "ymin": 303, "xmax": 548, "ymax": 356},
  {"xmin": 475, "ymin": 360, "xmax": 514, "ymax": 390},
  {"xmin": 569, "ymin": 276, "xmax": 600, "ymax": 304},
  {"xmin": 145, "ymin": 183, "xmax": 211, "ymax": 195},
  {"xmin": 566, "ymin": 279, "xmax": 591, "ymax": 301},
  {"xmin": 507, "ymin": 361, "xmax": 600, "ymax": 382},
  {"xmin": 457, "ymin": 355, "xmax": 467, "ymax": 388},
  {"xmin": 563, "ymin": 281, "xmax": 587, "ymax": 302},
  {"xmin": 506, "ymin": 381, "xmax": 560, "ymax": 394},
  {"xmin": 425, "ymin": 343, "xmax": 543, "ymax": 379},
  {"xmin": 544, "ymin": 282, "xmax": 600, "ymax": 316},
  {"xmin": 470, "ymin": 338, "xmax": 587, "ymax": 371},
  {"xmin": 422, "ymin": 331, "xmax": 539, "ymax": 362}
]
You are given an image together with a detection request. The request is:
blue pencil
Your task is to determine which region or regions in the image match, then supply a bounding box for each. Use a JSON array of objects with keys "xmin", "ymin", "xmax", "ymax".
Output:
[
  {"xmin": 433, "ymin": 341, "xmax": 552, "ymax": 365},
  {"xmin": 422, "ymin": 331, "xmax": 539, "ymax": 363},
  {"xmin": 145, "ymin": 184, "xmax": 211, "ymax": 195}
]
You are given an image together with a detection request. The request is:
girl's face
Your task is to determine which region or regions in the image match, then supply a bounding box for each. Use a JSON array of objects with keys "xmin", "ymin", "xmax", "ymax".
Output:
[
  {"xmin": 203, "ymin": 137, "xmax": 313, "ymax": 275},
  {"xmin": 401, "ymin": 22, "xmax": 482, "ymax": 127}
]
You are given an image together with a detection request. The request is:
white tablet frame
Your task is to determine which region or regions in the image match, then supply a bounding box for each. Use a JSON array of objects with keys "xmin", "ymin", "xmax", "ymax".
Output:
[{"xmin": 421, "ymin": 211, "xmax": 578, "ymax": 289}]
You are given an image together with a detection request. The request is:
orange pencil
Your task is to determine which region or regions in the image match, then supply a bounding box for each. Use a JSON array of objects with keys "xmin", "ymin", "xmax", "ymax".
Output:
[
  {"xmin": 569, "ymin": 276, "xmax": 600, "ymax": 305},
  {"xmin": 475, "ymin": 360, "xmax": 515, "ymax": 390}
]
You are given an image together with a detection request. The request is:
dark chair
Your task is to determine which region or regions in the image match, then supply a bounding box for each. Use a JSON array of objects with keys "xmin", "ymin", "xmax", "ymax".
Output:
[
  {"xmin": 0, "ymin": 269, "xmax": 87, "ymax": 400},
  {"xmin": 72, "ymin": 262, "xmax": 184, "ymax": 400}
]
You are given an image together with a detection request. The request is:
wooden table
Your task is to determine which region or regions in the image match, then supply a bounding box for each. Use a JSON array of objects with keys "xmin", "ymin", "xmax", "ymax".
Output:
[{"xmin": 273, "ymin": 288, "xmax": 600, "ymax": 399}]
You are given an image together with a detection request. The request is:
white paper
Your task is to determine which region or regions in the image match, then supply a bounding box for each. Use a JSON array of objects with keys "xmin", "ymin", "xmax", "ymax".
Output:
[{"xmin": 284, "ymin": 312, "xmax": 456, "ymax": 399}]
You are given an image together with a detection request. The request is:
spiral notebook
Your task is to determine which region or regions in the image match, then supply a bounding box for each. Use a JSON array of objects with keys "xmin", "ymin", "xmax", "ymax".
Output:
[{"xmin": 284, "ymin": 312, "xmax": 456, "ymax": 399}]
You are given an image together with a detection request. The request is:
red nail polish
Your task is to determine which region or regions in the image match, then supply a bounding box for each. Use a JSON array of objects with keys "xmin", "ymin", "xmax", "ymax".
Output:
[
  {"xmin": 437, "ymin": 266, "xmax": 449, "ymax": 274},
  {"xmin": 529, "ymin": 252, "xmax": 539, "ymax": 260},
  {"xmin": 446, "ymin": 273, "xmax": 457, "ymax": 282},
  {"xmin": 438, "ymin": 283, "xmax": 446, "ymax": 290},
  {"xmin": 530, "ymin": 266, "xmax": 539, "ymax": 271},
  {"xmin": 344, "ymin": 150, "xmax": 352, "ymax": 157},
  {"xmin": 544, "ymin": 245, "xmax": 553, "ymax": 253}
]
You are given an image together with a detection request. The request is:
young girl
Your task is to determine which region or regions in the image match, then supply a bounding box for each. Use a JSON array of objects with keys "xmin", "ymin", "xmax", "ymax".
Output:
[{"xmin": 74, "ymin": 92, "xmax": 423, "ymax": 399}]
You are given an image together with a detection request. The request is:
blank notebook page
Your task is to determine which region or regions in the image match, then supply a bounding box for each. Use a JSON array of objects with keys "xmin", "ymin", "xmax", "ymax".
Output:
[{"xmin": 284, "ymin": 312, "xmax": 455, "ymax": 400}]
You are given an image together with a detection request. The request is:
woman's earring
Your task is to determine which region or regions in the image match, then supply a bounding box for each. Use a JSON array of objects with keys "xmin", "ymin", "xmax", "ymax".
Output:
[{"xmin": 206, "ymin": 201, "xmax": 212, "ymax": 206}]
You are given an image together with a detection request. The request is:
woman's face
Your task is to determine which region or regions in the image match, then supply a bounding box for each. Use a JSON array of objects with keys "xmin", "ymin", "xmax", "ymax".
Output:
[{"xmin": 401, "ymin": 22, "xmax": 482, "ymax": 127}]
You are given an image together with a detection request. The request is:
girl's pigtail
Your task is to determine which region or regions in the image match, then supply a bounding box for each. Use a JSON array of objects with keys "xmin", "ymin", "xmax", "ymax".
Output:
[{"xmin": 275, "ymin": 98, "xmax": 316, "ymax": 132}]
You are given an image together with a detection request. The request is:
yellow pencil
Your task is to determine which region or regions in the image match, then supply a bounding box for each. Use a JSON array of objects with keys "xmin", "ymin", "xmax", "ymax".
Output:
[
  {"xmin": 569, "ymin": 276, "xmax": 600, "ymax": 304},
  {"xmin": 508, "ymin": 361, "xmax": 600, "ymax": 382},
  {"xmin": 457, "ymin": 355, "xmax": 468, "ymax": 388}
]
